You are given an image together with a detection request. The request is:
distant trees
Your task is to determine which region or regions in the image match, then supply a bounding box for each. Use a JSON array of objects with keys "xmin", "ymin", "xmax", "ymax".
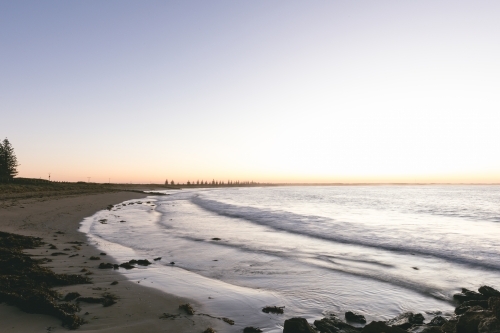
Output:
[
  {"xmin": 162, "ymin": 177, "xmax": 260, "ymax": 187},
  {"xmin": 0, "ymin": 138, "xmax": 19, "ymax": 183}
]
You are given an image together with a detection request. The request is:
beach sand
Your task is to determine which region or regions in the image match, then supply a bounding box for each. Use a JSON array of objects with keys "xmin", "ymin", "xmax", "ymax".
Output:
[{"xmin": 0, "ymin": 191, "xmax": 223, "ymax": 333}]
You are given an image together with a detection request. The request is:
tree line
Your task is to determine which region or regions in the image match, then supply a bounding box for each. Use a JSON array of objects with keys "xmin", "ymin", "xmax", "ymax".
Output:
[
  {"xmin": 0, "ymin": 138, "xmax": 19, "ymax": 183},
  {"xmin": 165, "ymin": 179, "xmax": 259, "ymax": 186}
]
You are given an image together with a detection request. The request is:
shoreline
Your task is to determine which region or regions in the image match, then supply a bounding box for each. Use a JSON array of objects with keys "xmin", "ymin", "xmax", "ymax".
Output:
[
  {"xmin": 0, "ymin": 191, "xmax": 223, "ymax": 332},
  {"xmin": 2, "ymin": 188, "xmax": 500, "ymax": 333}
]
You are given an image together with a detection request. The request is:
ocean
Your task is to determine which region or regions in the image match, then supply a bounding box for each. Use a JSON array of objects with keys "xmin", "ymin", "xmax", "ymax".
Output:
[{"xmin": 80, "ymin": 185, "xmax": 500, "ymax": 332}]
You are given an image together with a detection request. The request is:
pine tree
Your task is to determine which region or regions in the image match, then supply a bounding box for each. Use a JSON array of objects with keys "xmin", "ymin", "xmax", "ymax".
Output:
[{"xmin": 0, "ymin": 138, "xmax": 19, "ymax": 182}]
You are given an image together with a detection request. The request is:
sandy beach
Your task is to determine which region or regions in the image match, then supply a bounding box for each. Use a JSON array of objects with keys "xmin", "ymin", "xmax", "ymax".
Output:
[{"xmin": 0, "ymin": 190, "xmax": 223, "ymax": 333}]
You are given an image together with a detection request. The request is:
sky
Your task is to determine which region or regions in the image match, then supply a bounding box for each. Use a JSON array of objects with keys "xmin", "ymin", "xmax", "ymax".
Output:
[{"xmin": 1, "ymin": 1, "xmax": 499, "ymax": 184}]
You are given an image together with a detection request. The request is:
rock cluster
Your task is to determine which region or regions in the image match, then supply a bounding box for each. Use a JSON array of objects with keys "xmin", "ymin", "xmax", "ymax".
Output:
[
  {"xmin": 283, "ymin": 285, "xmax": 500, "ymax": 333},
  {"xmin": 97, "ymin": 259, "xmax": 153, "ymax": 270}
]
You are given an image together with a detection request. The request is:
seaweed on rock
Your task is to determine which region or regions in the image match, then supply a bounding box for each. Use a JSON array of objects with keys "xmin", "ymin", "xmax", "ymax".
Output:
[{"xmin": 0, "ymin": 231, "xmax": 91, "ymax": 329}]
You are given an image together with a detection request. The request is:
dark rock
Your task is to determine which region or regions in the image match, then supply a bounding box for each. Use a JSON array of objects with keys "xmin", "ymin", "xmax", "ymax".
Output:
[
  {"xmin": 345, "ymin": 311, "xmax": 367, "ymax": 324},
  {"xmin": 154, "ymin": 257, "xmax": 162, "ymax": 261},
  {"xmin": 63, "ymin": 292, "xmax": 81, "ymax": 301},
  {"xmin": 222, "ymin": 317, "xmax": 234, "ymax": 325},
  {"xmin": 49, "ymin": 244, "xmax": 57, "ymax": 249},
  {"xmin": 119, "ymin": 262, "xmax": 135, "ymax": 269},
  {"xmin": 314, "ymin": 315, "xmax": 359, "ymax": 333},
  {"xmin": 211, "ymin": 238, "xmax": 221, "ymax": 241},
  {"xmin": 69, "ymin": 254, "xmax": 78, "ymax": 258},
  {"xmin": 361, "ymin": 321, "xmax": 407, "ymax": 333},
  {"xmin": 243, "ymin": 327, "xmax": 263, "ymax": 333},
  {"xmin": 113, "ymin": 264, "xmax": 119, "ymax": 269},
  {"xmin": 203, "ymin": 328, "xmax": 216, "ymax": 333},
  {"xmin": 137, "ymin": 259, "xmax": 152, "ymax": 266},
  {"xmin": 408, "ymin": 326, "xmax": 442, "ymax": 333},
  {"xmin": 428, "ymin": 315, "xmax": 447, "ymax": 326},
  {"xmin": 283, "ymin": 317, "xmax": 316, "ymax": 333},
  {"xmin": 490, "ymin": 297, "xmax": 500, "ymax": 320},
  {"xmin": 465, "ymin": 300, "xmax": 490, "ymax": 309},
  {"xmin": 454, "ymin": 289, "xmax": 488, "ymax": 302},
  {"xmin": 179, "ymin": 303, "xmax": 195, "ymax": 315},
  {"xmin": 479, "ymin": 286, "xmax": 500, "ymax": 298},
  {"xmin": 456, "ymin": 300, "xmax": 490, "ymax": 315},
  {"xmin": 63, "ymin": 248, "xmax": 71, "ymax": 251},
  {"xmin": 441, "ymin": 318, "xmax": 458, "ymax": 333},
  {"xmin": 313, "ymin": 317, "xmax": 340, "ymax": 333},
  {"xmin": 129, "ymin": 259, "xmax": 138, "ymax": 264},
  {"xmin": 100, "ymin": 252, "xmax": 106, "ymax": 256},
  {"xmin": 478, "ymin": 316, "xmax": 500, "ymax": 333},
  {"xmin": 110, "ymin": 281, "xmax": 118, "ymax": 285},
  {"xmin": 456, "ymin": 304, "xmax": 473, "ymax": 315},
  {"xmin": 98, "ymin": 263, "xmax": 114, "ymax": 269},
  {"xmin": 456, "ymin": 309, "xmax": 493, "ymax": 333},
  {"xmin": 102, "ymin": 292, "xmax": 117, "ymax": 307},
  {"xmin": 262, "ymin": 306, "xmax": 284, "ymax": 314},
  {"xmin": 386, "ymin": 312, "xmax": 425, "ymax": 330},
  {"xmin": 89, "ymin": 256, "xmax": 100, "ymax": 260}
]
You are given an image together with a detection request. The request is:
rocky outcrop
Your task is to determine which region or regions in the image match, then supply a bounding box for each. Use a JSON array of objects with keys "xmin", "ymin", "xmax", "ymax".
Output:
[
  {"xmin": 314, "ymin": 315, "xmax": 360, "ymax": 332},
  {"xmin": 456, "ymin": 309, "xmax": 493, "ymax": 333},
  {"xmin": 490, "ymin": 297, "xmax": 500, "ymax": 320},
  {"xmin": 428, "ymin": 315, "xmax": 447, "ymax": 326},
  {"xmin": 454, "ymin": 288, "xmax": 488, "ymax": 302},
  {"xmin": 279, "ymin": 285, "xmax": 500, "ymax": 333},
  {"xmin": 283, "ymin": 317, "xmax": 316, "ymax": 333},
  {"xmin": 346, "ymin": 311, "xmax": 367, "ymax": 324},
  {"xmin": 479, "ymin": 286, "xmax": 500, "ymax": 298},
  {"xmin": 361, "ymin": 321, "xmax": 406, "ymax": 333},
  {"xmin": 386, "ymin": 312, "xmax": 425, "ymax": 330}
]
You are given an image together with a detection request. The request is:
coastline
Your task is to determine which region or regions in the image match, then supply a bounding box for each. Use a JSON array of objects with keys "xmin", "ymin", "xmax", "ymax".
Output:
[{"xmin": 0, "ymin": 191, "xmax": 222, "ymax": 332}]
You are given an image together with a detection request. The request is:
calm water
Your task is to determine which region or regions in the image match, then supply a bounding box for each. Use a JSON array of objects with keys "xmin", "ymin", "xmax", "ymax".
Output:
[{"xmin": 80, "ymin": 185, "xmax": 500, "ymax": 332}]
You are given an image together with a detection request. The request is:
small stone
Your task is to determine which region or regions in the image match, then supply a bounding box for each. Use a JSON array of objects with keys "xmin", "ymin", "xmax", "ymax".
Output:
[
  {"xmin": 202, "ymin": 328, "xmax": 216, "ymax": 333},
  {"xmin": 179, "ymin": 303, "xmax": 195, "ymax": 315}
]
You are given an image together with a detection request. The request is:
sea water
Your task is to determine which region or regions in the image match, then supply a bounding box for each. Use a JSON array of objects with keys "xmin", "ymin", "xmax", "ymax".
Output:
[{"xmin": 80, "ymin": 185, "xmax": 500, "ymax": 332}]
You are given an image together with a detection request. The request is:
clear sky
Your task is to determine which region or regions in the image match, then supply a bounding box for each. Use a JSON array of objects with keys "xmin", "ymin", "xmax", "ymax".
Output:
[{"xmin": 1, "ymin": 1, "xmax": 499, "ymax": 184}]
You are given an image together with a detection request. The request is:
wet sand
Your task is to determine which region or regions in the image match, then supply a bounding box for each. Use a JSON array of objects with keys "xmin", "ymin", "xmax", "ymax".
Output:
[{"xmin": 0, "ymin": 191, "xmax": 222, "ymax": 332}]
